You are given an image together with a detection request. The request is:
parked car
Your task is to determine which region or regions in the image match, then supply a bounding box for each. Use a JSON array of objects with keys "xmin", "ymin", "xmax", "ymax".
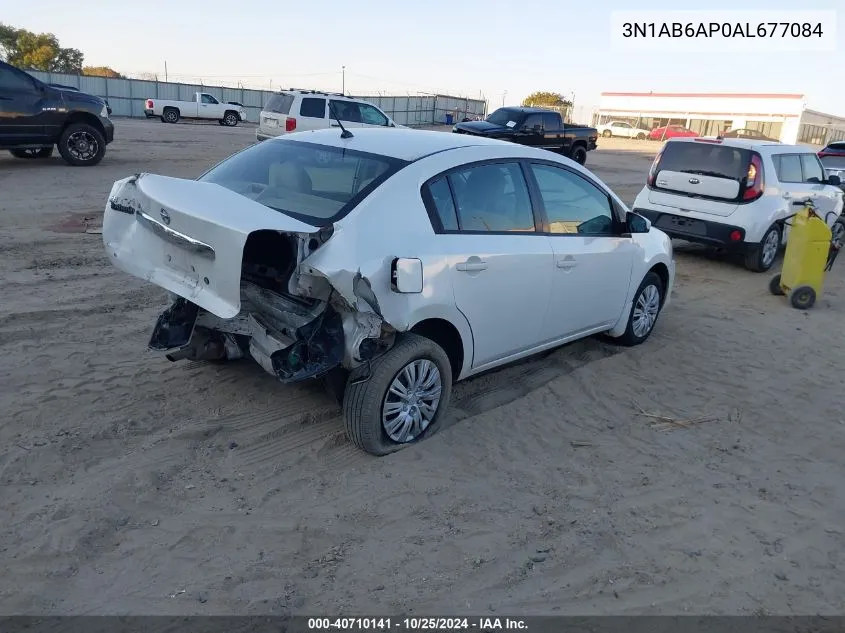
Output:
[
  {"xmin": 48, "ymin": 83, "xmax": 112, "ymax": 116},
  {"xmin": 818, "ymin": 141, "xmax": 845, "ymax": 186},
  {"xmin": 721, "ymin": 128, "xmax": 778, "ymax": 142},
  {"xmin": 144, "ymin": 92, "xmax": 246, "ymax": 126},
  {"xmin": 597, "ymin": 120, "xmax": 650, "ymax": 140},
  {"xmin": 632, "ymin": 137, "xmax": 844, "ymax": 271},
  {"xmin": 0, "ymin": 60, "xmax": 114, "ymax": 166},
  {"xmin": 453, "ymin": 107, "xmax": 599, "ymax": 165},
  {"xmin": 648, "ymin": 125, "xmax": 699, "ymax": 140},
  {"xmin": 101, "ymin": 128, "xmax": 675, "ymax": 456},
  {"xmin": 256, "ymin": 90, "xmax": 400, "ymax": 141}
]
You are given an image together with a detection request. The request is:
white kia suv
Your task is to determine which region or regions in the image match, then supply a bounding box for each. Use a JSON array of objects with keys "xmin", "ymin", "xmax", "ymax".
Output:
[
  {"xmin": 256, "ymin": 89, "xmax": 400, "ymax": 141},
  {"xmin": 632, "ymin": 137, "xmax": 844, "ymax": 271}
]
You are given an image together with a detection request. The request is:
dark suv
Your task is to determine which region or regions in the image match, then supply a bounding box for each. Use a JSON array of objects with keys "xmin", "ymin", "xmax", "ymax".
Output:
[{"xmin": 0, "ymin": 61, "xmax": 115, "ymax": 166}]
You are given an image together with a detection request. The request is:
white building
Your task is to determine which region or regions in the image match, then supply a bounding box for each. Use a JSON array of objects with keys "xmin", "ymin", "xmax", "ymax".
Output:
[{"xmin": 594, "ymin": 92, "xmax": 845, "ymax": 146}]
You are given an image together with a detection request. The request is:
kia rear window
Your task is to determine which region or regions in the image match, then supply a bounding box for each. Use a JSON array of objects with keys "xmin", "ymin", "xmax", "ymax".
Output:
[
  {"xmin": 656, "ymin": 142, "xmax": 752, "ymax": 182},
  {"xmin": 264, "ymin": 93, "xmax": 294, "ymax": 114},
  {"xmin": 198, "ymin": 139, "xmax": 408, "ymax": 226},
  {"xmin": 826, "ymin": 142, "xmax": 845, "ymax": 152}
]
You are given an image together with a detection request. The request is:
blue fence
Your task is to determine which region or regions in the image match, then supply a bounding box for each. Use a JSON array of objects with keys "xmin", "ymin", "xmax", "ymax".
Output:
[{"xmin": 26, "ymin": 71, "xmax": 488, "ymax": 126}]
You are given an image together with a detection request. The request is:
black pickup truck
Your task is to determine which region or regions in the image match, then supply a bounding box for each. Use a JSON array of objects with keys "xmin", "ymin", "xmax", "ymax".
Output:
[
  {"xmin": 0, "ymin": 60, "xmax": 115, "ymax": 166},
  {"xmin": 453, "ymin": 106, "xmax": 598, "ymax": 165}
]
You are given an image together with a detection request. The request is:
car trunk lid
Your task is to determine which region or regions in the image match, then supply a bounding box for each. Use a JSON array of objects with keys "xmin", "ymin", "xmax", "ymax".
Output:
[
  {"xmin": 103, "ymin": 173, "xmax": 319, "ymax": 319},
  {"xmin": 646, "ymin": 140, "xmax": 756, "ymax": 217}
]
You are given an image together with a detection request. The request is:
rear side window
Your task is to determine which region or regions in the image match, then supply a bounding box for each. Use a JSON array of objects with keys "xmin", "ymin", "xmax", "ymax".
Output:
[
  {"xmin": 448, "ymin": 163, "xmax": 535, "ymax": 232},
  {"xmin": 329, "ymin": 99, "xmax": 361, "ymax": 123},
  {"xmin": 299, "ymin": 97, "xmax": 326, "ymax": 119},
  {"xmin": 424, "ymin": 177, "xmax": 459, "ymax": 231},
  {"xmin": 542, "ymin": 112, "xmax": 559, "ymax": 130},
  {"xmin": 265, "ymin": 93, "xmax": 294, "ymax": 114},
  {"xmin": 656, "ymin": 142, "xmax": 752, "ymax": 182},
  {"xmin": 773, "ymin": 155, "xmax": 804, "ymax": 183}
]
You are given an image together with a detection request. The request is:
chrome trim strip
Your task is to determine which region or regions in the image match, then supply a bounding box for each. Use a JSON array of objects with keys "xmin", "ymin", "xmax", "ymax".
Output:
[{"xmin": 135, "ymin": 210, "xmax": 216, "ymax": 260}]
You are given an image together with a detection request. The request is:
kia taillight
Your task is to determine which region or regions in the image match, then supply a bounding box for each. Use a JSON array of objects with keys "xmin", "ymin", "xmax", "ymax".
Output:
[
  {"xmin": 145, "ymin": 99, "xmax": 153, "ymax": 109},
  {"xmin": 647, "ymin": 149, "xmax": 664, "ymax": 187},
  {"xmin": 743, "ymin": 154, "xmax": 764, "ymax": 201},
  {"xmin": 285, "ymin": 117, "xmax": 296, "ymax": 132}
]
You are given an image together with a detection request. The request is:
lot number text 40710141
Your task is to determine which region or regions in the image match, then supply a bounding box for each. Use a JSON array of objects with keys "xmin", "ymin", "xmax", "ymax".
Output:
[{"xmin": 307, "ymin": 618, "xmax": 528, "ymax": 631}]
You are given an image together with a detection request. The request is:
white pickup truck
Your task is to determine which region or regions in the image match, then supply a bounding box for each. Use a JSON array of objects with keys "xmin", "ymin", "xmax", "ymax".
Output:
[{"xmin": 144, "ymin": 92, "xmax": 247, "ymax": 126}]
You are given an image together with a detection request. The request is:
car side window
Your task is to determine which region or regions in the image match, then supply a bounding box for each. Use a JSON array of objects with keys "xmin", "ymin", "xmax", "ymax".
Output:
[
  {"xmin": 542, "ymin": 112, "xmax": 559, "ymax": 131},
  {"xmin": 774, "ymin": 154, "xmax": 803, "ymax": 183},
  {"xmin": 0, "ymin": 66, "xmax": 34, "ymax": 92},
  {"xmin": 200, "ymin": 94, "xmax": 218, "ymax": 104},
  {"xmin": 529, "ymin": 163, "xmax": 615, "ymax": 235},
  {"xmin": 329, "ymin": 99, "xmax": 361, "ymax": 123},
  {"xmin": 523, "ymin": 114, "xmax": 543, "ymax": 130},
  {"xmin": 800, "ymin": 154, "xmax": 825, "ymax": 183},
  {"xmin": 358, "ymin": 103, "xmax": 388, "ymax": 126},
  {"xmin": 447, "ymin": 163, "xmax": 535, "ymax": 232},
  {"xmin": 300, "ymin": 97, "xmax": 327, "ymax": 119},
  {"xmin": 424, "ymin": 177, "xmax": 459, "ymax": 231}
]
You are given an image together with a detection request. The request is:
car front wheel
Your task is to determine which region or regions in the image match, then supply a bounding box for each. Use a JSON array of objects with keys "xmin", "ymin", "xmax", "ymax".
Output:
[
  {"xmin": 615, "ymin": 271, "xmax": 664, "ymax": 346},
  {"xmin": 57, "ymin": 124, "xmax": 106, "ymax": 166},
  {"xmin": 342, "ymin": 333, "xmax": 453, "ymax": 456}
]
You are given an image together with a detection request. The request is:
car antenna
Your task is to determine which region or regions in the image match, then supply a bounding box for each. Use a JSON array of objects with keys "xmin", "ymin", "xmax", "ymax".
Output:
[{"xmin": 328, "ymin": 101, "xmax": 353, "ymax": 139}]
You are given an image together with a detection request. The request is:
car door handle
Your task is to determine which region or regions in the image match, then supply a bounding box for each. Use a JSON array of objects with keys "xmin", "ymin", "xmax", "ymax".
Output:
[
  {"xmin": 556, "ymin": 256, "xmax": 578, "ymax": 269},
  {"xmin": 456, "ymin": 259, "xmax": 488, "ymax": 272},
  {"xmin": 782, "ymin": 192, "xmax": 792, "ymax": 199}
]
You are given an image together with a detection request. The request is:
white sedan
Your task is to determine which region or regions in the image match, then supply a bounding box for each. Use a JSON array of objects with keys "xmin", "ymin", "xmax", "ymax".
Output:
[
  {"xmin": 102, "ymin": 127, "xmax": 676, "ymax": 456},
  {"xmin": 597, "ymin": 121, "xmax": 651, "ymax": 140}
]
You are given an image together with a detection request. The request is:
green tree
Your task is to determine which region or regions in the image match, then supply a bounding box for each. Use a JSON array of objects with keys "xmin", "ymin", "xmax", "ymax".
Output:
[
  {"xmin": 522, "ymin": 91, "xmax": 572, "ymax": 108},
  {"xmin": 0, "ymin": 22, "xmax": 83, "ymax": 72},
  {"xmin": 83, "ymin": 65, "xmax": 122, "ymax": 78}
]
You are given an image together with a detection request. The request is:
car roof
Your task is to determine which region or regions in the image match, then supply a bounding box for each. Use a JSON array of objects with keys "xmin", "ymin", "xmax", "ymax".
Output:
[
  {"xmin": 664, "ymin": 137, "xmax": 808, "ymax": 152},
  {"xmin": 495, "ymin": 106, "xmax": 555, "ymax": 114},
  {"xmin": 269, "ymin": 127, "xmax": 526, "ymax": 161}
]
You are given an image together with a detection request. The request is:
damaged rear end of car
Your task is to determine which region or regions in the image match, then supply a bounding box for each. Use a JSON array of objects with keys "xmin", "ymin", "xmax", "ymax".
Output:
[{"xmin": 102, "ymin": 138, "xmax": 406, "ymax": 385}]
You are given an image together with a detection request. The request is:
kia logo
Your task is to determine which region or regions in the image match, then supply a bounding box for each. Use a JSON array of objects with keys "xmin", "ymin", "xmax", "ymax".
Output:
[
  {"xmin": 160, "ymin": 209, "xmax": 171, "ymax": 225},
  {"xmin": 688, "ymin": 178, "xmax": 700, "ymax": 184}
]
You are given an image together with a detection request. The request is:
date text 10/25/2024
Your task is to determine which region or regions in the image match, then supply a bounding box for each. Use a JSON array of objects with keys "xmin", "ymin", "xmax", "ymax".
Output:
[{"xmin": 307, "ymin": 618, "xmax": 528, "ymax": 631}]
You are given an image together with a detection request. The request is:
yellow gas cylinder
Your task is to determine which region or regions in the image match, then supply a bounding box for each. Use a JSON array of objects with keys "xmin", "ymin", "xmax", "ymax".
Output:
[{"xmin": 770, "ymin": 207, "xmax": 832, "ymax": 309}]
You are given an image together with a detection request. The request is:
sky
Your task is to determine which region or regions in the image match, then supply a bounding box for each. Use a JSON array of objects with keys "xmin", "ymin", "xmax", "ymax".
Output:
[{"xmin": 3, "ymin": 0, "xmax": 843, "ymax": 120}]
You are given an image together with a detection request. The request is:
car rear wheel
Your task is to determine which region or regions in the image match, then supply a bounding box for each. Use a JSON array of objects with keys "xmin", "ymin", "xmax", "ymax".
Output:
[
  {"xmin": 745, "ymin": 224, "xmax": 780, "ymax": 272},
  {"xmin": 57, "ymin": 124, "xmax": 106, "ymax": 166},
  {"xmin": 832, "ymin": 217, "xmax": 845, "ymax": 249},
  {"xmin": 602, "ymin": 130, "xmax": 612, "ymax": 138},
  {"xmin": 342, "ymin": 333, "xmax": 452, "ymax": 456},
  {"xmin": 615, "ymin": 271, "xmax": 664, "ymax": 346},
  {"xmin": 163, "ymin": 108, "xmax": 180, "ymax": 124},
  {"xmin": 10, "ymin": 148, "xmax": 53, "ymax": 159},
  {"xmin": 636, "ymin": 133, "xmax": 646, "ymax": 140},
  {"xmin": 570, "ymin": 145, "xmax": 588, "ymax": 165}
]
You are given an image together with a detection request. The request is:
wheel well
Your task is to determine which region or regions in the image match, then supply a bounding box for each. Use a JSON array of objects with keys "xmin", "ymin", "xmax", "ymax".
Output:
[
  {"xmin": 410, "ymin": 318, "xmax": 464, "ymax": 378},
  {"xmin": 163, "ymin": 105, "xmax": 180, "ymax": 114},
  {"xmin": 62, "ymin": 112, "xmax": 105, "ymax": 136},
  {"xmin": 224, "ymin": 109, "xmax": 239, "ymax": 119},
  {"xmin": 649, "ymin": 262, "xmax": 670, "ymax": 306}
]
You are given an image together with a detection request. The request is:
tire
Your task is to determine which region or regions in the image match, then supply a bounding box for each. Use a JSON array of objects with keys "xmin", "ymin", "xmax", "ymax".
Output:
[
  {"xmin": 768, "ymin": 273, "xmax": 784, "ymax": 296},
  {"xmin": 9, "ymin": 147, "xmax": 53, "ymax": 159},
  {"xmin": 223, "ymin": 111, "xmax": 239, "ymax": 126},
  {"xmin": 570, "ymin": 145, "xmax": 588, "ymax": 165},
  {"xmin": 57, "ymin": 123, "xmax": 106, "ymax": 167},
  {"xmin": 832, "ymin": 217, "xmax": 845, "ymax": 249},
  {"xmin": 788, "ymin": 285, "xmax": 816, "ymax": 310},
  {"xmin": 163, "ymin": 108, "xmax": 180, "ymax": 124},
  {"xmin": 342, "ymin": 333, "xmax": 453, "ymax": 456},
  {"xmin": 615, "ymin": 271, "xmax": 664, "ymax": 346},
  {"xmin": 602, "ymin": 130, "xmax": 612, "ymax": 138},
  {"xmin": 636, "ymin": 133, "xmax": 646, "ymax": 140},
  {"xmin": 218, "ymin": 120, "xmax": 225, "ymax": 126},
  {"xmin": 744, "ymin": 224, "xmax": 781, "ymax": 272}
]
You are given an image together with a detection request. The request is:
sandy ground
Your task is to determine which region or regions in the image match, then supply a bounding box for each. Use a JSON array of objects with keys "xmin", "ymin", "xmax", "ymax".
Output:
[{"xmin": 1, "ymin": 120, "xmax": 844, "ymax": 616}]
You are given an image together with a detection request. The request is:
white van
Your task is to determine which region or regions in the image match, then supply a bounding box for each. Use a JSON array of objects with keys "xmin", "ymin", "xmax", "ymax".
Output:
[
  {"xmin": 632, "ymin": 137, "xmax": 844, "ymax": 271},
  {"xmin": 256, "ymin": 90, "xmax": 401, "ymax": 141}
]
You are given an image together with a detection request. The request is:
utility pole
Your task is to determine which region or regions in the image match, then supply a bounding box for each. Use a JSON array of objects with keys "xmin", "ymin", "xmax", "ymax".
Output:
[
  {"xmin": 502, "ymin": 90, "xmax": 507, "ymax": 106},
  {"xmin": 342, "ymin": 66, "xmax": 345, "ymax": 94},
  {"xmin": 164, "ymin": 60, "xmax": 168, "ymax": 82}
]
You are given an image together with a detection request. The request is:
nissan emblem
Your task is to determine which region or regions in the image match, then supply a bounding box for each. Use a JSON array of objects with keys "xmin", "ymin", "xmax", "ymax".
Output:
[{"xmin": 688, "ymin": 178, "xmax": 700, "ymax": 184}]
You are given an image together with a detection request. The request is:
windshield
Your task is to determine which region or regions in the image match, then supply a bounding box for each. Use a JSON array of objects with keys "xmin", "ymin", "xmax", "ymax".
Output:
[
  {"xmin": 657, "ymin": 142, "xmax": 752, "ymax": 181},
  {"xmin": 198, "ymin": 140, "xmax": 408, "ymax": 226},
  {"xmin": 486, "ymin": 108, "xmax": 522, "ymax": 126}
]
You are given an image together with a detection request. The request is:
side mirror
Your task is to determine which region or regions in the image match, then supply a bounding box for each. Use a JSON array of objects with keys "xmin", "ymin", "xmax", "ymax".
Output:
[
  {"xmin": 827, "ymin": 174, "xmax": 841, "ymax": 186},
  {"xmin": 627, "ymin": 212, "xmax": 651, "ymax": 233}
]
